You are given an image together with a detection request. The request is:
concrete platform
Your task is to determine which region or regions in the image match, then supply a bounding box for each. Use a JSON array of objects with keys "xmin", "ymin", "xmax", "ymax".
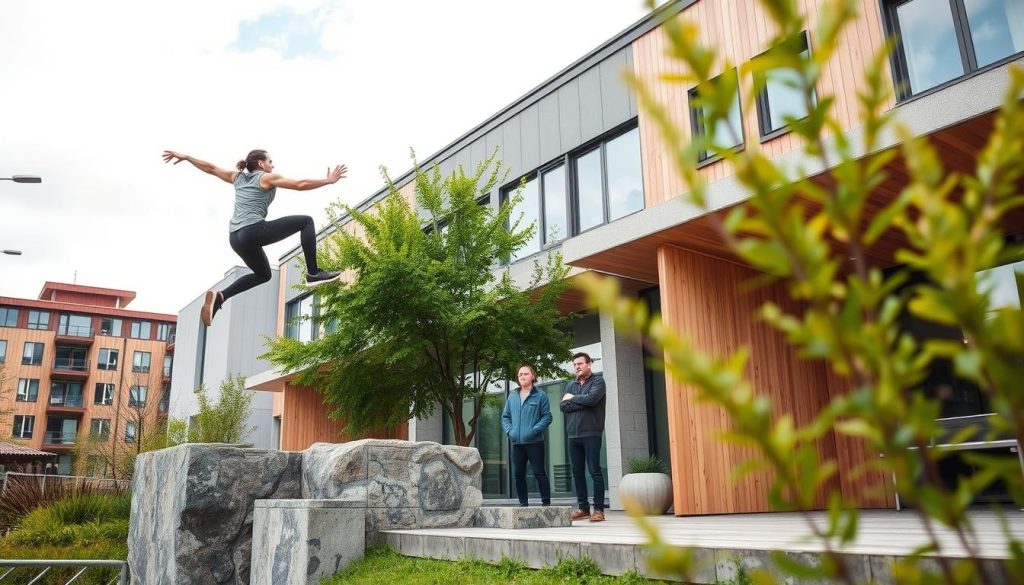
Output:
[{"xmin": 381, "ymin": 509, "xmax": 1023, "ymax": 583}]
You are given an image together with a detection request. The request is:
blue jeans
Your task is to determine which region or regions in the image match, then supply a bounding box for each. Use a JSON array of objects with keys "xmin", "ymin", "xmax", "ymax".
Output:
[
  {"xmin": 568, "ymin": 435, "xmax": 604, "ymax": 511},
  {"xmin": 512, "ymin": 442, "xmax": 551, "ymax": 505}
]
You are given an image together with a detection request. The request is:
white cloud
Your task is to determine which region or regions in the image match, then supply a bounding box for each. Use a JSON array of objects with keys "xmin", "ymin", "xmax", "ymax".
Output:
[{"xmin": 0, "ymin": 0, "xmax": 653, "ymax": 313}]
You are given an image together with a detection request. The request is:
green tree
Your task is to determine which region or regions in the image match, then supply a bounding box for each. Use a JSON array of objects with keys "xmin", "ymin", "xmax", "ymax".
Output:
[
  {"xmin": 265, "ymin": 154, "xmax": 573, "ymax": 446},
  {"xmin": 172, "ymin": 375, "xmax": 255, "ymax": 444},
  {"xmin": 579, "ymin": 0, "xmax": 1024, "ymax": 583},
  {"xmin": 0, "ymin": 365, "xmax": 12, "ymax": 440}
]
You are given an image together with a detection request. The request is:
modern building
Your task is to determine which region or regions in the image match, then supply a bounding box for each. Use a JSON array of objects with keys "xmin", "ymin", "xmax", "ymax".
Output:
[
  {"xmin": 0, "ymin": 282, "xmax": 176, "ymax": 475},
  {"xmin": 201, "ymin": 0, "xmax": 1019, "ymax": 513},
  {"xmin": 169, "ymin": 266, "xmax": 279, "ymax": 449}
]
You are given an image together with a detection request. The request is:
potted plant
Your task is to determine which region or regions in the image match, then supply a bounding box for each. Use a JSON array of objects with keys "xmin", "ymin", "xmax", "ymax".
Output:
[{"xmin": 618, "ymin": 455, "xmax": 672, "ymax": 515}]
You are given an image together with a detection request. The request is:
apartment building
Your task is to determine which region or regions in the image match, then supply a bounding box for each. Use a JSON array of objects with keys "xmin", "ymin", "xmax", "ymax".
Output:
[
  {"xmin": 232, "ymin": 0, "xmax": 1021, "ymax": 514},
  {"xmin": 0, "ymin": 282, "xmax": 176, "ymax": 475}
]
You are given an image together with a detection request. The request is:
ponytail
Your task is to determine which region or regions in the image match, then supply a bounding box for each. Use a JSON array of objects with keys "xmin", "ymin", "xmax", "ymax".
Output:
[{"xmin": 237, "ymin": 149, "xmax": 268, "ymax": 172}]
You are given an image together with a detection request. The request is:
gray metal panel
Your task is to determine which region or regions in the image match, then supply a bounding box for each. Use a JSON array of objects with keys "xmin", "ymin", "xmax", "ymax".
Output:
[
  {"xmin": 538, "ymin": 92, "xmax": 562, "ymax": 164},
  {"xmin": 578, "ymin": 66, "xmax": 605, "ymax": 143},
  {"xmin": 470, "ymin": 137, "xmax": 488, "ymax": 175},
  {"xmin": 600, "ymin": 49, "xmax": 632, "ymax": 129},
  {"xmin": 625, "ymin": 45, "xmax": 637, "ymax": 117},
  {"xmin": 452, "ymin": 146, "xmax": 472, "ymax": 178},
  {"xmin": 283, "ymin": 257, "xmax": 306, "ymax": 304},
  {"xmin": 502, "ymin": 115, "xmax": 523, "ymax": 180},
  {"xmin": 519, "ymin": 104, "xmax": 541, "ymax": 172},
  {"xmin": 557, "ymin": 79, "xmax": 582, "ymax": 152}
]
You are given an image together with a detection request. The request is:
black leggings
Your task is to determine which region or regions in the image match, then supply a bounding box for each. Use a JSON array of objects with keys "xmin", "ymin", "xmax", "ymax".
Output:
[{"xmin": 220, "ymin": 216, "xmax": 320, "ymax": 302}]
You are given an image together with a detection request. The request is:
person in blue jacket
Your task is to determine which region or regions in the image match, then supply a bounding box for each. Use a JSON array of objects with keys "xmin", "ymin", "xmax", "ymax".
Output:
[{"xmin": 501, "ymin": 364, "xmax": 553, "ymax": 506}]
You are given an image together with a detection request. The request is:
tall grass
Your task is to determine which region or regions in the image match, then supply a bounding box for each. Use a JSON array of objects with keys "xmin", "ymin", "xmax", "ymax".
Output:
[{"xmin": 0, "ymin": 474, "xmax": 126, "ymax": 533}]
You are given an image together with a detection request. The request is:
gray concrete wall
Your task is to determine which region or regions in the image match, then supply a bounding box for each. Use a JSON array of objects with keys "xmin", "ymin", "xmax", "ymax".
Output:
[{"xmin": 169, "ymin": 266, "xmax": 279, "ymax": 448}]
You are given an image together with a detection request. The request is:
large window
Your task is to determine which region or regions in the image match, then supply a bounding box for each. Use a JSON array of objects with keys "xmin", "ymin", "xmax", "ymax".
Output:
[
  {"xmin": 125, "ymin": 421, "xmax": 138, "ymax": 443},
  {"xmin": 50, "ymin": 382, "xmax": 84, "ymax": 408},
  {"xmin": 12, "ymin": 415, "xmax": 34, "ymax": 439},
  {"xmin": 17, "ymin": 378, "xmax": 39, "ymax": 402},
  {"xmin": 27, "ymin": 310, "xmax": 50, "ymax": 330},
  {"xmin": 130, "ymin": 321, "xmax": 151, "ymax": 340},
  {"xmin": 502, "ymin": 125, "xmax": 644, "ymax": 262},
  {"xmin": 0, "ymin": 339, "xmax": 6, "ymax": 364},
  {"xmin": 690, "ymin": 70, "xmax": 744, "ymax": 162},
  {"xmin": 885, "ymin": 0, "xmax": 1024, "ymax": 100},
  {"xmin": 0, "ymin": 307, "xmax": 17, "ymax": 327},
  {"xmin": 94, "ymin": 383, "xmax": 115, "ymax": 406},
  {"xmin": 755, "ymin": 33, "xmax": 815, "ymax": 138},
  {"xmin": 163, "ymin": 355, "xmax": 173, "ymax": 377},
  {"xmin": 132, "ymin": 351, "xmax": 152, "ymax": 373},
  {"xmin": 98, "ymin": 348, "xmax": 119, "ymax": 370},
  {"xmin": 58, "ymin": 313, "xmax": 92, "ymax": 337},
  {"xmin": 285, "ymin": 294, "xmax": 317, "ymax": 342},
  {"xmin": 100, "ymin": 317, "xmax": 122, "ymax": 337},
  {"xmin": 22, "ymin": 342, "xmax": 43, "ymax": 366}
]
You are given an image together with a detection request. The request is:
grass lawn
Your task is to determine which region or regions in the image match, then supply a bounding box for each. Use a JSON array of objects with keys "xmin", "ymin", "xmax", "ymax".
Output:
[{"xmin": 325, "ymin": 545, "xmax": 670, "ymax": 584}]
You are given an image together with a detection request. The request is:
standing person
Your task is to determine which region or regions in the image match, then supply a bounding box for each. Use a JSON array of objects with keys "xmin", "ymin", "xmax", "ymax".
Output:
[
  {"xmin": 560, "ymin": 352, "xmax": 606, "ymax": 522},
  {"xmin": 162, "ymin": 149, "xmax": 347, "ymax": 327},
  {"xmin": 501, "ymin": 364, "xmax": 553, "ymax": 507}
]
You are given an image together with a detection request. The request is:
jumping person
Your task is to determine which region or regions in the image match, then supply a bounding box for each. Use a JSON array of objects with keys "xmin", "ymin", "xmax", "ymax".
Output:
[{"xmin": 162, "ymin": 149, "xmax": 347, "ymax": 327}]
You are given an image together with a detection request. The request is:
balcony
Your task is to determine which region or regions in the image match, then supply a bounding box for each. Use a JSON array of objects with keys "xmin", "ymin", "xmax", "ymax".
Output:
[
  {"xmin": 51, "ymin": 357, "xmax": 90, "ymax": 380},
  {"xmin": 47, "ymin": 393, "xmax": 85, "ymax": 415},
  {"xmin": 41, "ymin": 431, "xmax": 77, "ymax": 449},
  {"xmin": 55, "ymin": 324, "xmax": 95, "ymax": 346}
]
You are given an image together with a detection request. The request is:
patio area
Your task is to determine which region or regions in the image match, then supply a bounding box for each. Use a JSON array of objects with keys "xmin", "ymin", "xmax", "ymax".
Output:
[{"xmin": 381, "ymin": 509, "xmax": 1023, "ymax": 583}]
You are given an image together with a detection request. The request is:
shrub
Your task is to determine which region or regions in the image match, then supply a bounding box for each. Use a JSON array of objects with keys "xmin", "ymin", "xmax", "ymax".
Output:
[{"xmin": 626, "ymin": 455, "xmax": 668, "ymax": 475}]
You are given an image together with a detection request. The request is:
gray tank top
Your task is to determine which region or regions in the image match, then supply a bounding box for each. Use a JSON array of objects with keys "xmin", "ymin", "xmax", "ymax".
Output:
[{"xmin": 229, "ymin": 171, "xmax": 277, "ymax": 232}]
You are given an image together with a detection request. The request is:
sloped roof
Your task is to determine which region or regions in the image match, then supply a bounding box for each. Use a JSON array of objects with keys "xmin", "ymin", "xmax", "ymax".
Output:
[{"xmin": 0, "ymin": 441, "xmax": 58, "ymax": 462}]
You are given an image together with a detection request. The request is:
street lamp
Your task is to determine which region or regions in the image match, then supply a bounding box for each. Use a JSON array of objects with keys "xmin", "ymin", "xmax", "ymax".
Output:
[{"xmin": 0, "ymin": 175, "xmax": 42, "ymax": 183}]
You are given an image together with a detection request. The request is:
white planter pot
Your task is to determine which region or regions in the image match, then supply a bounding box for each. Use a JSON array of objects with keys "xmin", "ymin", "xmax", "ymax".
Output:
[{"xmin": 618, "ymin": 472, "xmax": 672, "ymax": 515}]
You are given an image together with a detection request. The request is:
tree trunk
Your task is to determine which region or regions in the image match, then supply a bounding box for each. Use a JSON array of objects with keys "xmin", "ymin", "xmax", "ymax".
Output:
[{"xmin": 449, "ymin": 401, "xmax": 472, "ymax": 447}]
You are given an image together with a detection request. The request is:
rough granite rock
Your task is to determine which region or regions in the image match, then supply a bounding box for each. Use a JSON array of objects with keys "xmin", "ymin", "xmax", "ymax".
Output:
[
  {"xmin": 302, "ymin": 439, "xmax": 483, "ymax": 542},
  {"xmin": 128, "ymin": 444, "xmax": 301, "ymax": 585},
  {"xmin": 473, "ymin": 505, "xmax": 573, "ymax": 529}
]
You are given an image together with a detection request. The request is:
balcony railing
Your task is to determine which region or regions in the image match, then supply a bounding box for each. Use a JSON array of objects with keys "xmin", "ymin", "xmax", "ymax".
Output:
[
  {"xmin": 42, "ymin": 431, "xmax": 77, "ymax": 445},
  {"xmin": 49, "ymin": 394, "xmax": 85, "ymax": 408},
  {"xmin": 132, "ymin": 366, "xmax": 150, "ymax": 373},
  {"xmin": 53, "ymin": 357, "xmax": 89, "ymax": 371},
  {"xmin": 57, "ymin": 325, "xmax": 94, "ymax": 337}
]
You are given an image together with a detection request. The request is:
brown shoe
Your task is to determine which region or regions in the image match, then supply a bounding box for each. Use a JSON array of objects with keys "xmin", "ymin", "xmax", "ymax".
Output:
[
  {"xmin": 571, "ymin": 509, "xmax": 591, "ymax": 521},
  {"xmin": 590, "ymin": 510, "xmax": 606, "ymax": 522},
  {"xmin": 200, "ymin": 291, "xmax": 216, "ymax": 327}
]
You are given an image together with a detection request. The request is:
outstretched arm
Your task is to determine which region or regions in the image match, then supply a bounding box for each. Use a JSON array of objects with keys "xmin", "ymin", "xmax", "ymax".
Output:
[
  {"xmin": 261, "ymin": 164, "xmax": 347, "ymax": 191},
  {"xmin": 162, "ymin": 151, "xmax": 235, "ymax": 184}
]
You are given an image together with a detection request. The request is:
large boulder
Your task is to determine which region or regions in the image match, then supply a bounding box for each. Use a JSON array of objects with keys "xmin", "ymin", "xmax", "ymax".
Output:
[
  {"xmin": 128, "ymin": 444, "xmax": 301, "ymax": 585},
  {"xmin": 302, "ymin": 440, "xmax": 483, "ymax": 541}
]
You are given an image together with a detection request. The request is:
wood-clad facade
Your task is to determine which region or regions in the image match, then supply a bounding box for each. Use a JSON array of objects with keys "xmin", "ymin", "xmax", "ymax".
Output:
[{"xmin": 240, "ymin": 0, "xmax": 1021, "ymax": 511}]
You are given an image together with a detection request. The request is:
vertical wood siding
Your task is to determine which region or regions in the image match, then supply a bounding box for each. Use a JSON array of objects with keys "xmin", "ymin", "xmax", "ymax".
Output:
[{"xmin": 634, "ymin": 0, "xmax": 892, "ymax": 207}]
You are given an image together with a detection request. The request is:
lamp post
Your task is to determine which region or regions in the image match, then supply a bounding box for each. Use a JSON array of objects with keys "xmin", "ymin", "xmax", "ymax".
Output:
[
  {"xmin": 0, "ymin": 175, "xmax": 42, "ymax": 183},
  {"xmin": 2, "ymin": 174, "xmax": 41, "ymax": 256}
]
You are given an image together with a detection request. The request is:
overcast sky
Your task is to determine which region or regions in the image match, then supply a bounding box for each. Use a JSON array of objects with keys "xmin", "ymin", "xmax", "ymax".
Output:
[{"xmin": 0, "ymin": 0, "xmax": 655, "ymax": 314}]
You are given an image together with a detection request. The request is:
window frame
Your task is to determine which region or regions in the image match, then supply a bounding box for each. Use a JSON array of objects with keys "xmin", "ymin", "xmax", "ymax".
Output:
[
  {"xmin": 884, "ymin": 0, "xmax": 1024, "ymax": 102},
  {"xmin": 125, "ymin": 421, "xmax": 138, "ymax": 443},
  {"xmin": 129, "ymin": 385, "xmax": 148, "ymax": 408},
  {"xmin": 132, "ymin": 351, "xmax": 152, "ymax": 373},
  {"xmin": 100, "ymin": 317, "xmax": 122, "ymax": 337},
  {"xmin": 22, "ymin": 342, "xmax": 44, "ymax": 366},
  {"xmin": 0, "ymin": 339, "xmax": 6, "ymax": 364},
  {"xmin": 94, "ymin": 383, "xmax": 116, "ymax": 405},
  {"xmin": 90, "ymin": 418, "xmax": 112, "ymax": 440},
  {"xmin": 16, "ymin": 378, "xmax": 40, "ymax": 402},
  {"xmin": 98, "ymin": 348, "xmax": 119, "ymax": 371},
  {"xmin": 13, "ymin": 415, "xmax": 35, "ymax": 439},
  {"xmin": 501, "ymin": 161, "xmax": 569, "ymax": 262},
  {"xmin": 130, "ymin": 320, "xmax": 152, "ymax": 340},
  {"xmin": 27, "ymin": 310, "xmax": 50, "ymax": 330},
  {"xmin": 689, "ymin": 69, "xmax": 746, "ymax": 165},
  {"xmin": 285, "ymin": 293, "xmax": 318, "ymax": 342},
  {"xmin": 754, "ymin": 31, "xmax": 816, "ymax": 140},
  {"xmin": 0, "ymin": 307, "xmax": 18, "ymax": 328}
]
